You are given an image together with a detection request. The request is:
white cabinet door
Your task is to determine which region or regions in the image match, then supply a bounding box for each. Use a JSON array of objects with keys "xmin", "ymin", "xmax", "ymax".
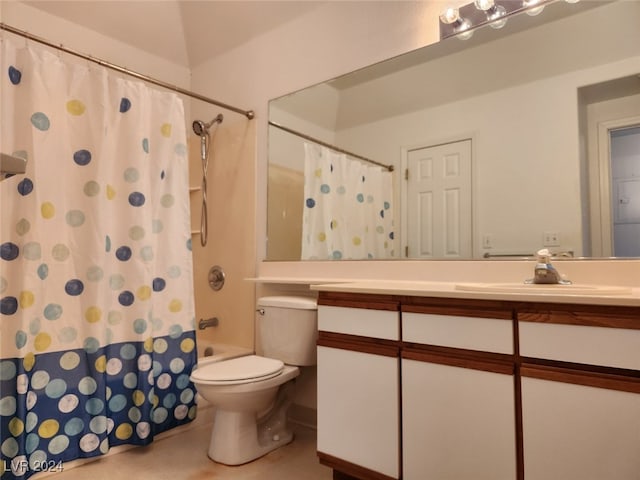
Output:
[
  {"xmin": 317, "ymin": 346, "xmax": 400, "ymax": 479},
  {"xmin": 522, "ymin": 374, "xmax": 640, "ymax": 480},
  {"xmin": 402, "ymin": 359, "xmax": 517, "ymax": 480}
]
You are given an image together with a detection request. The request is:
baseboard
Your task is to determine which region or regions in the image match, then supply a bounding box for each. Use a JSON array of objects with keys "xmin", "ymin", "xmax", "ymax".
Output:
[{"xmin": 289, "ymin": 404, "xmax": 317, "ymax": 429}]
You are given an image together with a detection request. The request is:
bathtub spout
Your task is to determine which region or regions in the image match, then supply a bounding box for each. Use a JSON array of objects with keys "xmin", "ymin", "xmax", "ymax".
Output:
[{"xmin": 198, "ymin": 317, "xmax": 219, "ymax": 330}]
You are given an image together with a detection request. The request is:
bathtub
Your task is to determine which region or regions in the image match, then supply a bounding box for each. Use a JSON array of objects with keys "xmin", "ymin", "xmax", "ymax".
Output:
[{"xmin": 196, "ymin": 342, "xmax": 253, "ymax": 365}]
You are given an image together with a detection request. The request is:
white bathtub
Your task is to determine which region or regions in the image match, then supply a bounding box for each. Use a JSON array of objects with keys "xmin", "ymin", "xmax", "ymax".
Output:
[{"xmin": 196, "ymin": 342, "xmax": 253, "ymax": 365}]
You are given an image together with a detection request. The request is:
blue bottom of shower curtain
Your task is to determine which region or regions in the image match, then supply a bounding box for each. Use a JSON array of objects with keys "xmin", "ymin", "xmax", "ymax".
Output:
[{"xmin": 0, "ymin": 331, "xmax": 197, "ymax": 480}]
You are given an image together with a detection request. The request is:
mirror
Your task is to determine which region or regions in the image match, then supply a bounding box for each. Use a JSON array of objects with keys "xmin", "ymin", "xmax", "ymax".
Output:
[{"xmin": 267, "ymin": 0, "xmax": 640, "ymax": 261}]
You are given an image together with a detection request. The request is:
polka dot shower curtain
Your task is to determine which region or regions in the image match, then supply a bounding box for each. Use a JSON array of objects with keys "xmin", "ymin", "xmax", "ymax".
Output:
[
  {"xmin": 302, "ymin": 142, "xmax": 395, "ymax": 260},
  {"xmin": 0, "ymin": 39, "xmax": 196, "ymax": 478}
]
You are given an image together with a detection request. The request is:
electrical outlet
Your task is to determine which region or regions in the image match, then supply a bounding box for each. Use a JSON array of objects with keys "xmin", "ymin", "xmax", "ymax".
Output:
[
  {"xmin": 543, "ymin": 231, "xmax": 560, "ymax": 247},
  {"xmin": 482, "ymin": 234, "xmax": 492, "ymax": 249}
]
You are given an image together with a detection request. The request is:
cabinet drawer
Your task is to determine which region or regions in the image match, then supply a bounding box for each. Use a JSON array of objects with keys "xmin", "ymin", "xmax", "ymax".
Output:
[
  {"xmin": 519, "ymin": 312, "xmax": 640, "ymax": 370},
  {"xmin": 318, "ymin": 305, "xmax": 399, "ymax": 340},
  {"xmin": 402, "ymin": 312, "xmax": 513, "ymax": 354}
]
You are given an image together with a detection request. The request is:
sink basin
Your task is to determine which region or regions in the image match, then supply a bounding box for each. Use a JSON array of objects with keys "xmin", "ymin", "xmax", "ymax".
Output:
[{"xmin": 454, "ymin": 283, "xmax": 633, "ymax": 296}]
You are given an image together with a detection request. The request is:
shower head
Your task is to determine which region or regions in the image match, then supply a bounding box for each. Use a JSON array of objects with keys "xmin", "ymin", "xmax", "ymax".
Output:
[
  {"xmin": 192, "ymin": 114, "xmax": 224, "ymax": 136},
  {"xmin": 192, "ymin": 120, "xmax": 207, "ymax": 137}
]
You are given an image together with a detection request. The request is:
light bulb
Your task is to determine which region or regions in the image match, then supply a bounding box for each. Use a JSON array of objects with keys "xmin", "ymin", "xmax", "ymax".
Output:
[
  {"xmin": 456, "ymin": 19, "xmax": 474, "ymax": 40},
  {"xmin": 523, "ymin": 0, "xmax": 545, "ymax": 16},
  {"xmin": 488, "ymin": 4, "xmax": 507, "ymax": 28},
  {"xmin": 565, "ymin": 0, "xmax": 580, "ymax": 3},
  {"xmin": 474, "ymin": 0, "xmax": 495, "ymax": 11},
  {"xmin": 439, "ymin": 7, "xmax": 461, "ymax": 24}
]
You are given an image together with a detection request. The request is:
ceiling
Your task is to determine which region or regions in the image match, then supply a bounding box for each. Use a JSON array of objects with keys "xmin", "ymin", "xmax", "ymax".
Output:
[{"xmin": 22, "ymin": 1, "xmax": 325, "ymax": 69}]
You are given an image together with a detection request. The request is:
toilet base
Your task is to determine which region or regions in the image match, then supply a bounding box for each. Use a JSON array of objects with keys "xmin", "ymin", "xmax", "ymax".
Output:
[{"xmin": 207, "ymin": 381, "xmax": 296, "ymax": 465}]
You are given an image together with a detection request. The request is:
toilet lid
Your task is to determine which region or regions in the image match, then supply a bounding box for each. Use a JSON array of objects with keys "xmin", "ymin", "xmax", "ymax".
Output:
[{"xmin": 191, "ymin": 355, "xmax": 284, "ymax": 385}]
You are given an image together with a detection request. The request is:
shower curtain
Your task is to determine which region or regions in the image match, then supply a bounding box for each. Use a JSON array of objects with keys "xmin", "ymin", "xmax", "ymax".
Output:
[
  {"xmin": 0, "ymin": 39, "xmax": 196, "ymax": 479},
  {"xmin": 302, "ymin": 142, "xmax": 394, "ymax": 260}
]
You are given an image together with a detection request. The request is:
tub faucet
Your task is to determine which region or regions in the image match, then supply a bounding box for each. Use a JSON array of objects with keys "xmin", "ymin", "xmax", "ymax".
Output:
[
  {"xmin": 198, "ymin": 317, "xmax": 219, "ymax": 330},
  {"xmin": 525, "ymin": 248, "xmax": 571, "ymax": 285}
]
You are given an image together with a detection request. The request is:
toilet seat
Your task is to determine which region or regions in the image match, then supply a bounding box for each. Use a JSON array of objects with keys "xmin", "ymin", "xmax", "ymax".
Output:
[{"xmin": 191, "ymin": 355, "xmax": 284, "ymax": 385}]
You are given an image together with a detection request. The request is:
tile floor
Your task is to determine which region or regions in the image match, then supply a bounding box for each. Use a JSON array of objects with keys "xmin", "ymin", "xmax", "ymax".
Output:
[{"xmin": 43, "ymin": 420, "xmax": 332, "ymax": 480}]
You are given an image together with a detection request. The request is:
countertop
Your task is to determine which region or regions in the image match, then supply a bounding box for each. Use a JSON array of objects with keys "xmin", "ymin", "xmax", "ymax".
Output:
[{"xmin": 309, "ymin": 280, "xmax": 640, "ymax": 307}]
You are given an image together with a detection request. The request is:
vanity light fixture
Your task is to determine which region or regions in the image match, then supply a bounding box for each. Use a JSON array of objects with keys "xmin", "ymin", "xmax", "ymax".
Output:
[{"xmin": 439, "ymin": 0, "xmax": 580, "ymax": 40}]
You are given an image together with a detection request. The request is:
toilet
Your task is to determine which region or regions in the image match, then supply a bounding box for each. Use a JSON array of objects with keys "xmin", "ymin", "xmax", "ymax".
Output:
[{"xmin": 190, "ymin": 296, "xmax": 317, "ymax": 465}]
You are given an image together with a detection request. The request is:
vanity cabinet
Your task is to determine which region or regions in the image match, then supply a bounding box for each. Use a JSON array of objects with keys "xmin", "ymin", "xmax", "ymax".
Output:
[
  {"xmin": 518, "ymin": 306, "xmax": 640, "ymax": 480},
  {"xmin": 401, "ymin": 301, "xmax": 517, "ymax": 480},
  {"xmin": 316, "ymin": 291, "xmax": 640, "ymax": 480},
  {"xmin": 316, "ymin": 293, "xmax": 401, "ymax": 480}
]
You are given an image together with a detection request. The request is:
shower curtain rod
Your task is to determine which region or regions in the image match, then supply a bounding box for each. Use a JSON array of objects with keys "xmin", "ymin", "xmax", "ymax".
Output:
[
  {"xmin": 268, "ymin": 121, "xmax": 394, "ymax": 172},
  {"xmin": 0, "ymin": 22, "xmax": 255, "ymax": 120}
]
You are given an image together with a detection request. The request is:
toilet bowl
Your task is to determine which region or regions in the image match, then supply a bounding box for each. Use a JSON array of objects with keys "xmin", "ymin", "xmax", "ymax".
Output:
[{"xmin": 190, "ymin": 296, "xmax": 317, "ymax": 465}]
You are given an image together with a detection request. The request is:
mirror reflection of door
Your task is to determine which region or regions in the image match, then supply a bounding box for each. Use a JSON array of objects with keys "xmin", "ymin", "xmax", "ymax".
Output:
[
  {"xmin": 584, "ymin": 74, "xmax": 640, "ymax": 258},
  {"xmin": 404, "ymin": 139, "xmax": 472, "ymax": 258},
  {"xmin": 611, "ymin": 126, "xmax": 640, "ymax": 257}
]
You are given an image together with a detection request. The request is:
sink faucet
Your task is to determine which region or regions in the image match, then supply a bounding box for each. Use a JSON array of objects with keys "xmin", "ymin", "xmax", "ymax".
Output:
[{"xmin": 525, "ymin": 248, "xmax": 572, "ymax": 285}]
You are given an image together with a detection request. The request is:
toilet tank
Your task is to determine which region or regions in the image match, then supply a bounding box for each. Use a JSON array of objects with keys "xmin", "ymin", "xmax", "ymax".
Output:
[{"xmin": 256, "ymin": 296, "xmax": 318, "ymax": 366}]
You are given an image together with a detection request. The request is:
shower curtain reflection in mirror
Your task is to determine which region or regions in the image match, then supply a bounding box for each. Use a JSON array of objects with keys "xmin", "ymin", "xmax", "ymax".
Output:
[
  {"xmin": 302, "ymin": 142, "xmax": 395, "ymax": 260},
  {"xmin": 0, "ymin": 39, "xmax": 197, "ymax": 479}
]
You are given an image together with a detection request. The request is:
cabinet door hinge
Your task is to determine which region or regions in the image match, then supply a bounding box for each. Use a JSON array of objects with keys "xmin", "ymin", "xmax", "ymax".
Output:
[
  {"xmin": 405, "ymin": 246, "xmax": 409, "ymax": 257},
  {"xmin": 405, "ymin": 168, "xmax": 409, "ymax": 181}
]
